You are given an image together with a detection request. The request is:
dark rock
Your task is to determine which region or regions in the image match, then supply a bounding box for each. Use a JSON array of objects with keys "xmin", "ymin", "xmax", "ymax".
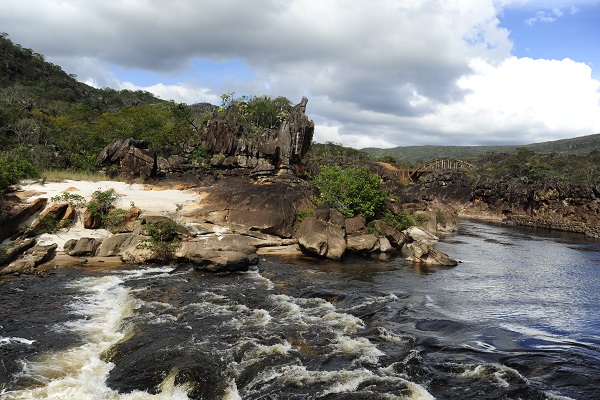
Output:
[
  {"xmin": 24, "ymin": 202, "xmax": 76, "ymax": 237},
  {"xmin": 0, "ymin": 243, "xmax": 58, "ymax": 275},
  {"xmin": 204, "ymin": 97, "xmax": 314, "ymax": 177},
  {"xmin": 347, "ymin": 234, "xmax": 379, "ymax": 254},
  {"xmin": 97, "ymin": 138, "xmax": 157, "ymax": 178},
  {"xmin": 187, "ymin": 250, "xmax": 252, "ymax": 273},
  {"xmin": 83, "ymin": 208, "xmax": 103, "ymax": 229},
  {"xmin": 345, "ymin": 215, "xmax": 367, "ymax": 235},
  {"xmin": 176, "ymin": 239, "xmax": 258, "ymax": 272},
  {"xmin": 0, "ymin": 238, "xmax": 36, "ymax": 266},
  {"xmin": 109, "ymin": 206, "xmax": 142, "ymax": 233},
  {"xmin": 404, "ymin": 241, "xmax": 457, "ymax": 267},
  {"xmin": 0, "ymin": 196, "xmax": 47, "ymax": 242},
  {"xmin": 64, "ymin": 237, "xmax": 103, "ymax": 257},
  {"xmin": 97, "ymin": 233, "xmax": 134, "ymax": 257},
  {"xmin": 296, "ymin": 204, "xmax": 346, "ymax": 260},
  {"xmin": 181, "ymin": 178, "xmax": 314, "ymax": 238},
  {"xmin": 121, "ymin": 147, "xmax": 157, "ymax": 179},
  {"xmin": 97, "ymin": 138, "xmax": 149, "ymax": 166}
]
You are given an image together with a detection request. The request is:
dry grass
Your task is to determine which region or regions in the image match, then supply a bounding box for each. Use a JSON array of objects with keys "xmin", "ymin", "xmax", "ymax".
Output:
[{"xmin": 38, "ymin": 170, "xmax": 142, "ymax": 184}]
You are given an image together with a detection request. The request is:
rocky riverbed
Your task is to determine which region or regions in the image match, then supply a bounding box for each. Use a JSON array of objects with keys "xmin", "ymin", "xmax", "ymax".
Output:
[{"xmin": 0, "ymin": 176, "xmax": 458, "ymax": 277}]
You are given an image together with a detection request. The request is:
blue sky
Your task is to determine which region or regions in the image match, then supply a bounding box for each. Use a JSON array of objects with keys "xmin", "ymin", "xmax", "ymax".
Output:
[
  {"xmin": 1, "ymin": 0, "xmax": 599, "ymax": 149},
  {"xmin": 500, "ymin": 5, "xmax": 600, "ymax": 76}
]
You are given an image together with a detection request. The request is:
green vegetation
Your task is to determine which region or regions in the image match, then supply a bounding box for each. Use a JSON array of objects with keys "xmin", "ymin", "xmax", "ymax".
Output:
[
  {"xmin": 363, "ymin": 133, "xmax": 600, "ymax": 164},
  {"xmin": 0, "ymin": 33, "xmax": 211, "ymax": 183},
  {"xmin": 368, "ymin": 212, "xmax": 422, "ymax": 234},
  {"xmin": 476, "ymin": 148, "xmax": 600, "ymax": 184},
  {"xmin": 218, "ymin": 92, "xmax": 293, "ymax": 134},
  {"xmin": 137, "ymin": 219, "xmax": 183, "ymax": 262},
  {"xmin": 311, "ymin": 166, "xmax": 388, "ymax": 220},
  {"xmin": 50, "ymin": 192, "xmax": 87, "ymax": 210},
  {"xmin": 0, "ymin": 151, "xmax": 39, "ymax": 193},
  {"xmin": 86, "ymin": 189, "xmax": 120, "ymax": 221},
  {"xmin": 103, "ymin": 208, "xmax": 130, "ymax": 233}
]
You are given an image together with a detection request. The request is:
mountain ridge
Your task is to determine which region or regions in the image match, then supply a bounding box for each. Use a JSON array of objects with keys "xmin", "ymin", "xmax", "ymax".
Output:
[{"xmin": 362, "ymin": 133, "xmax": 600, "ymax": 163}]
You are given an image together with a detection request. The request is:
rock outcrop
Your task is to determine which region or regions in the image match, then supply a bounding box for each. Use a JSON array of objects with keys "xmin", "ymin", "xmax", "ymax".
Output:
[
  {"xmin": 0, "ymin": 243, "xmax": 57, "ymax": 275},
  {"xmin": 403, "ymin": 240, "xmax": 458, "ymax": 267},
  {"xmin": 205, "ymin": 97, "xmax": 314, "ymax": 177},
  {"xmin": 181, "ymin": 178, "xmax": 314, "ymax": 239},
  {"xmin": 0, "ymin": 195, "xmax": 47, "ymax": 241},
  {"xmin": 97, "ymin": 138, "xmax": 157, "ymax": 178},
  {"xmin": 470, "ymin": 178, "xmax": 600, "ymax": 238}
]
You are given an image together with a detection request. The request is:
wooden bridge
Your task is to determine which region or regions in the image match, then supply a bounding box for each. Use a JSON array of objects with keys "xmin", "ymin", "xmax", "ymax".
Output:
[{"xmin": 387, "ymin": 158, "xmax": 475, "ymax": 184}]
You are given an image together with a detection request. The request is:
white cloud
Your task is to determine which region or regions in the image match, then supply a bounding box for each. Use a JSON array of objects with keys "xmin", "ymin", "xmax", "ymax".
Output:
[
  {"xmin": 120, "ymin": 82, "xmax": 220, "ymax": 105},
  {"xmin": 524, "ymin": 10, "xmax": 559, "ymax": 25},
  {"xmin": 417, "ymin": 57, "xmax": 600, "ymax": 145}
]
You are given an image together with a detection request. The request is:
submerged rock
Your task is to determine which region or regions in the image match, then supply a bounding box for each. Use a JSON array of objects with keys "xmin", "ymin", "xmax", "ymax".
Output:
[{"xmin": 403, "ymin": 241, "xmax": 457, "ymax": 267}]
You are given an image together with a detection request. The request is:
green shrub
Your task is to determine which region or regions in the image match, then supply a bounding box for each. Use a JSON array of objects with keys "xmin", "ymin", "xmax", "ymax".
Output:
[
  {"xmin": 0, "ymin": 246, "xmax": 7, "ymax": 265},
  {"xmin": 0, "ymin": 151, "xmax": 39, "ymax": 193},
  {"xmin": 24, "ymin": 214, "xmax": 64, "ymax": 236},
  {"xmin": 103, "ymin": 208, "xmax": 129, "ymax": 233},
  {"xmin": 311, "ymin": 166, "xmax": 388, "ymax": 220},
  {"xmin": 86, "ymin": 188, "xmax": 120, "ymax": 222},
  {"xmin": 368, "ymin": 212, "xmax": 422, "ymax": 235},
  {"xmin": 137, "ymin": 219, "xmax": 183, "ymax": 262},
  {"xmin": 50, "ymin": 192, "xmax": 87, "ymax": 209},
  {"xmin": 296, "ymin": 208, "xmax": 314, "ymax": 222}
]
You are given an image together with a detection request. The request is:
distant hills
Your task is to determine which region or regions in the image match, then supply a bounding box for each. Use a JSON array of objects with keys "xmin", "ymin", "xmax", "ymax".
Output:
[{"xmin": 362, "ymin": 133, "xmax": 600, "ymax": 163}]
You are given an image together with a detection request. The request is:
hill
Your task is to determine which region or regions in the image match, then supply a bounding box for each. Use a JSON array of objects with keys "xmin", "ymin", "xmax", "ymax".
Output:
[
  {"xmin": 0, "ymin": 33, "xmax": 217, "ymax": 192},
  {"xmin": 362, "ymin": 133, "xmax": 600, "ymax": 164}
]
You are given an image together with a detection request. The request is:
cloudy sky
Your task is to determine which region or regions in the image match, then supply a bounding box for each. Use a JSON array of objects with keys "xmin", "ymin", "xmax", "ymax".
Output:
[{"xmin": 1, "ymin": 0, "xmax": 600, "ymax": 148}]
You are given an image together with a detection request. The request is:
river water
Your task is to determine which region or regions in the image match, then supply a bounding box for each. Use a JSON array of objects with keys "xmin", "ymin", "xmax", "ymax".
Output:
[{"xmin": 1, "ymin": 221, "xmax": 599, "ymax": 399}]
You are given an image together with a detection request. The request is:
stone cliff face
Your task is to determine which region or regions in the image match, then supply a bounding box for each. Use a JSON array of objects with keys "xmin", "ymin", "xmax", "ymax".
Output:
[
  {"xmin": 413, "ymin": 172, "xmax": 600, "ymax": 238},
  {"xmin": 205, "ymin": 97, "xmax": 314, "ymax": 177},
  {"xmin": 471, "ymin": 178, "xmax": 600, "ymax": 237}
]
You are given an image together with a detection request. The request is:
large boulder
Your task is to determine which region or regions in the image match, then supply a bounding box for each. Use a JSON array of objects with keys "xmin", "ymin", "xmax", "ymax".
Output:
[
  {"xmin": 296, "ymin": 205, "xmax": 346, "ymax": 260},
  {"xmin": 97, "ymin": 233, "xmax": 134, "ymax": 257},
  {"xmin": 24, "ymin": 202, "xmax": 76, "ymax": 237},
  {"xmin": 97, "ymin": 138, "xmax": 157, "ymax": 179},
  {"xmin": 346, "ymin": 234, "xmax": 379, "ymax": 254},
  {"xmin": 0, "ymin": 196, "xmax": 47, "ymax": 241},
  {"xmin": 175, "ymin": 235, "xmax": 259, "ymax": 272},
  {"xmin": 181, "ymin": 178, "xmax": 314, "ymax": 238},
  {"xmin": 64, "ymin": 237, "xmax": 103, "ymax": 257},
  {"xmin": 0, "ymin": 238, "xmax": 36, "ymax": 266},
  {"xmin": 0, "ymin": 243, "xmax": 58, "ymax": 275},
  {"xmin": 97, "ymin": 138, "xmax": 149, "ymax": 166},
  {"xmin": 83, "ymin": 207, "xmax": 103, "ymax": 229},
  {"xmin": 121, "ymin": 147, "xmax": 157, "ymax": 179}
]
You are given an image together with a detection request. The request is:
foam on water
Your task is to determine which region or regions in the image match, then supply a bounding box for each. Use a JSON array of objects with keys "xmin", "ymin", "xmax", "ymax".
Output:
[
  {"xmin": 2, "ymin": 274, "xmax": 192, "ymax": 400},
  {"xmin": 0, "ymin": 337, "xmax": 35, "ymax": 347},
  {"xmin": 242, "ymin": 364, "xmax": 434, "ymax": 399}
]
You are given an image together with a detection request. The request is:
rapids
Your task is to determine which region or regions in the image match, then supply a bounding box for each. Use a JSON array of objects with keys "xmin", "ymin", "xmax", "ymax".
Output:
[{"xmin": 1, "ymin": 220, "xmax": 599, "ymax": 399}]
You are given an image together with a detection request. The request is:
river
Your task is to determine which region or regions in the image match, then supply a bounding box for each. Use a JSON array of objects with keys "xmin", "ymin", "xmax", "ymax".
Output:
[{"xmin": 1, "ymin": 221, "xmax": 599, "ymax": 399}]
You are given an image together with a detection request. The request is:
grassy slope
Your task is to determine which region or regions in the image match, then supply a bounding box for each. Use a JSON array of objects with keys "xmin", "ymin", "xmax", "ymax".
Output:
[{"xmin": 362, "ymin": 133, "xmax": 600, "ymax": 163}]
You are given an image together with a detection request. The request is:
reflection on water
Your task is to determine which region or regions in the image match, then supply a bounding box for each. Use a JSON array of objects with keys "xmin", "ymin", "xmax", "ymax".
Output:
[{"xmin": 0, "ymin": 221, "xmax": 599, "ymax": 399}]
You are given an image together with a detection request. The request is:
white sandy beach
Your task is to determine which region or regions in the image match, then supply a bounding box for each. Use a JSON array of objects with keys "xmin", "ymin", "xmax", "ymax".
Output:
[{"xmin": 13, "ymin": 180, "xmax": 201, "ymax": 249}]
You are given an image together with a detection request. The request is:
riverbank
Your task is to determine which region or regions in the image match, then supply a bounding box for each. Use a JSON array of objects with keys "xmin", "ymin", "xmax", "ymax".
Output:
[{"xmin": 1, "ymin": 177, "xmax": 459, "ymax": 276}]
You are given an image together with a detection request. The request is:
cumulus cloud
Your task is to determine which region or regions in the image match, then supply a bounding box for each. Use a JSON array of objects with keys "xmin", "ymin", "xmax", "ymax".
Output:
[{"xmin": 1, "ymin": 0, "xmax": 599, "ymax": 148}]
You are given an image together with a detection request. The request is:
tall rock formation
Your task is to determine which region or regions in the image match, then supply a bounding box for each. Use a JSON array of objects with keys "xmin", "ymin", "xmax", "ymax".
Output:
[{"xmin": 205, "ymin": 97, "xmax": 314, "ymax": 177}]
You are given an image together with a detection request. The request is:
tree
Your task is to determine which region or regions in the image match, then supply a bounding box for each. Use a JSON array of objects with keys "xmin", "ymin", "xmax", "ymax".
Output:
[{"xmin": 311, "ymin": 166, "xmax": 388, "ymax": 219}]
